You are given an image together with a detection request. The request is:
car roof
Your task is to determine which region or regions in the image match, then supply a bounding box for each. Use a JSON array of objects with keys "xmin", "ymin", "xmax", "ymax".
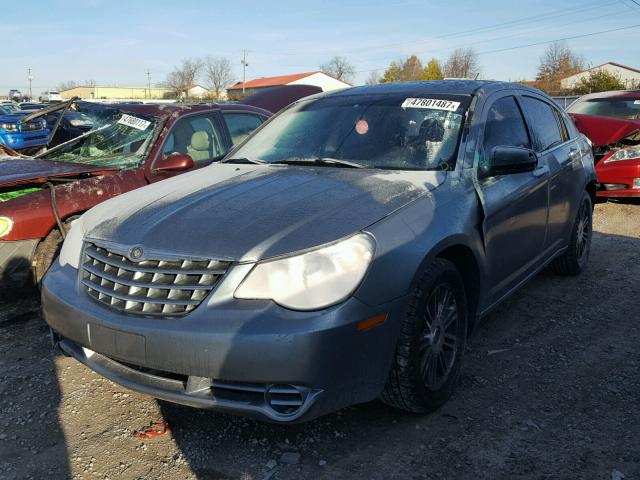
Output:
[
  {"xmin": 326, "ymin": 80, "xmax": 537, "ymax": 98},
  {"xmin": 573, "ymin": 89, "xmax": 640, "ymax": 101},
  {"xmin": 112, "ymin": 102, "xmax": 270, "ymax": 119}
]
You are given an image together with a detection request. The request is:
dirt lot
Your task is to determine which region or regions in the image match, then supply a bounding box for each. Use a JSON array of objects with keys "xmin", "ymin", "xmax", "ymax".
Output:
[{"xmin": 1, "ymin": 201, "xmax": 639, "ymax": 480}]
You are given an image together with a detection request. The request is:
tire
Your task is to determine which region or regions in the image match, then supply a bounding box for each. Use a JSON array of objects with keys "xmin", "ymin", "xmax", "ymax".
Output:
[
  {"xmin": 32, "ymin": 228, "xmax": 64, "ymax": 286},
  {"xmin": 550, "ymin": 192, "xmax": 593, "ymax": 276},
  {"xmin": 381, "ymin": 258, "xmax": 468, "ymax": 413}
]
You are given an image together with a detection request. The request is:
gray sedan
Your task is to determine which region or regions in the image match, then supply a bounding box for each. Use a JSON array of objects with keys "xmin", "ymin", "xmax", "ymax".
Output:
[{"xmin": 42, "ymin": 80, "xmax": 596, "ymax": 423}]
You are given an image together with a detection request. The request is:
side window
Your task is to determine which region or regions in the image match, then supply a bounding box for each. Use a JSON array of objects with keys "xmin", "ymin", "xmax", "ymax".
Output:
[
  {"xmin": 223, "ymin": 112, "xmax": 264, "ymax": 146},
  {"xmin": 162, "ymin": 113, "xmax": 225, "ymax": 165},
  {"xmin": 483, "ymin": 96, "xmax": 531, "ymax": 157},
  {"xmin": 521, "ymin": 97, "xmax": 564, "ymax": 151}
]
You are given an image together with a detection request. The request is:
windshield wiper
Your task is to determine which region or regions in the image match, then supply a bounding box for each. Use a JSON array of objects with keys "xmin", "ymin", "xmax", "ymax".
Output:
[
  {"xmin": 222, "ymin": 157, "xmax": 265, "ymax": 165},
  {"xmin": 272, "ymin": 157, "xmax": 366, "ymax": 168}
]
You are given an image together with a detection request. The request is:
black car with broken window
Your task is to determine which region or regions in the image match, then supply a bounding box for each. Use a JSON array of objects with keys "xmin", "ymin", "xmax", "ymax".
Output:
[{"xmin": 42, "ymin": 81, "xmax": 596, "ymax": 423}]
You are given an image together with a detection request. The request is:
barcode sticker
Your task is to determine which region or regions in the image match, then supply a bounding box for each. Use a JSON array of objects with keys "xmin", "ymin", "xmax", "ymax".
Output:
[
  {"xmin": 117, "ymin": 114, "xmax": 151, "ymax": 130},
  {"xmin": 401, "ymin": 98, "xmax": 461, "ymax": 111}
]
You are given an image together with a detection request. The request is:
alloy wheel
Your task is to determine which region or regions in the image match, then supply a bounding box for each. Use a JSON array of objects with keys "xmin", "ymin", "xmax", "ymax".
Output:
[{"xmin": 418, "ymin": 283, "xmax": 460, "ymax": 390}]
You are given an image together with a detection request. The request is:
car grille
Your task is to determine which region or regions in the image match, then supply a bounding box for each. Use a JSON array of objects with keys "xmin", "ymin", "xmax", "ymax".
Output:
[
  {"xmin": 81, "ymin": 243, "xmax": 230, "ymax": 316},
  {"xmin": 21, "ymin": 123, "xmax": 45, "ymax": 132}
]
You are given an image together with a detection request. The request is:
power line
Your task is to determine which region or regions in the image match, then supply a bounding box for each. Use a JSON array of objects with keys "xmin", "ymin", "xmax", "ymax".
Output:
[
  {"xmin": 351, "ymin": 23, "xmax": 640, "ymax": 74},
  {"xmin": 244, "ymin": 0, "xmax": 617, "ymax": 59}
]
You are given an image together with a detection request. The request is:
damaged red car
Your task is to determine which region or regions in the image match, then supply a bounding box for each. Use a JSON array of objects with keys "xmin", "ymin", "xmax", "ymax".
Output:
[
  {"xmin": 567, "ymin": 90, "xmax": 640, "ymax": 198},
  {"xmin": 0, "ymin": 86, "xmax": 321, "ymax": 287}
]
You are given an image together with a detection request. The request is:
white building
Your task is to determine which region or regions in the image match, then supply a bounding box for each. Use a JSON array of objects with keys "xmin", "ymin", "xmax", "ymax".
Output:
[
  {"xmin": 185, "ymin": 84, "xmax": 210, "ymax": 99},
  {"xmin": 227, "ymin": 71, "xmax": 351, "ymax": 95},
  {"xmin": 561, "ymin": 62, "xmax": 640, "ymax": 90}
]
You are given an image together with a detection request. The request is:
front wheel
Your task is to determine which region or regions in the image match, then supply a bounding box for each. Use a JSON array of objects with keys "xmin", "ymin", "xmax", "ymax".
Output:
[
  {"xmin": 33, "ymin": 228, "xmax": 64, "ymax": 286},
  {"xmin": 550, "ymin": 192, "xmax": 593, "ymax": 276},
  {"xmin": 381, "ymin": 258, "xmax": 467, "ymax": 413}
]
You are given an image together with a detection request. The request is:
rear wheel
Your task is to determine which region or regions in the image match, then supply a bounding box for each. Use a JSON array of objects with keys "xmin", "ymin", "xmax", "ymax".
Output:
[
  {"xmin": 381, "ymin": 258, "xmax": 467, "ymax": 413},
  {"xmin": 550, "ymin": 192, "xmax": 592, "ymax": 276}
]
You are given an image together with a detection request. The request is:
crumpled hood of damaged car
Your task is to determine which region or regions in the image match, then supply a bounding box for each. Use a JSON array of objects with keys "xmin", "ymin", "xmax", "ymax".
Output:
[
  {"xmin": 570, "ymin": 113, "xmax": 640, "ymax": 147},
  {"xmin": 84, "ymin": 163, "xmax": 445, "ymax": 261}
]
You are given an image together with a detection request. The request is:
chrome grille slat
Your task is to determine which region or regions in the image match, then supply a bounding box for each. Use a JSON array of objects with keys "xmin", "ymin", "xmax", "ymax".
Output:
[
  {"xmin": 81, "ymin": 243, "xmax": 230, "ymax": 317},
  {"xmin": 85, "ymin": 248, "xmax": 227, "ymax": 275},
  {"xmin": 82, "ymin": 263, "xmax": 212, "ymax": 290},
  {"xmin": 82, "ymin": 279, "xmax": 201, "ymax": 305}
]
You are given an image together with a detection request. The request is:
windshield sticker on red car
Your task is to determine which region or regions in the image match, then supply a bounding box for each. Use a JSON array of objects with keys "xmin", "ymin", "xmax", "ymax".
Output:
[
  {"xmin": 117, "ymin": 114, "xmax": 151, "ymax": 131},
  {"xmin": 401, "ymin": 98, "xmax": 460, "ymax": 112},
  {"xmin": 355, "ymin": 119, "xmax": 369, "ymax": 135}
]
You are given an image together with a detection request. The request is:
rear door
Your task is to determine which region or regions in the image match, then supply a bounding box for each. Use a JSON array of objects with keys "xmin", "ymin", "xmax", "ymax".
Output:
[
  {"xmin": 475, "ymin": 93, "xmax": 550, "ymax": 304},
  {"xmin": 519, "ymin": 95, "xmax": 582, "ymax": 251}
]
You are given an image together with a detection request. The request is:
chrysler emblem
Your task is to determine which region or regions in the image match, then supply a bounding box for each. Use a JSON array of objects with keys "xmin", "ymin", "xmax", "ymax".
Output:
[{"xmin": 129, "ymin": 246, "xmax": 144, "ymax": 259}]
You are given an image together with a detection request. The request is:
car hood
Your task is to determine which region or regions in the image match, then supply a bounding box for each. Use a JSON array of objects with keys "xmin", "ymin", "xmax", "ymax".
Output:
[
  {"xmin": 570, "ymin": 113, "xmax": 640, "ymax": 147},
  {"xmin": 0, "ymin": 113, "xmax": 26, "ymax": 123},
  {"xmin": 0, "ymin": 157, "xmax": 118, "ymax": 188},
  {"xmin": 84, "ymin": 164, "xmax": 445, "ymax": 262}
]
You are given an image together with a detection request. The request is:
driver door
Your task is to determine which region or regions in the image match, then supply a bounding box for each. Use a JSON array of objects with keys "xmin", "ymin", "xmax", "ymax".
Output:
[{"xmin": 475, "ymin": 93, "xmax": 550, "ymax": 305}]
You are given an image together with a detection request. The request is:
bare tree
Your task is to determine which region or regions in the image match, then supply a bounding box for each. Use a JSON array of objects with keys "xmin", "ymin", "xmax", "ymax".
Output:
[
  {"xmin": 443, "ymin": 48, "xmax": 480, "ymax": 79},
  {"xmin": 365, "ymin": 71, "xmax": 380, "ymax": 85},
  {"xmin": 320, "ymin": 56, "xmax": 356, "ymax": 83},
  {"xmin": 203, "ymin": 57, "xmax": 235, "ymax": 99},
  {"xmin": 165, "ymin": 58, "xmax": 203, "ymax": 97},
  {"xmin": 536, "ymin": 41, "xmax": 584, "ymax": 94},
  {"xmin": 57, "ymin": 80, "xmax": 78, "ymax": 91}
]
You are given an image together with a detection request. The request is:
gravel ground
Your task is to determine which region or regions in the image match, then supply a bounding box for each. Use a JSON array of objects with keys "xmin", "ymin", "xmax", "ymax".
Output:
[{"xmin": 0, "ymin": 201, "xmax": 639, "ymax": 480}]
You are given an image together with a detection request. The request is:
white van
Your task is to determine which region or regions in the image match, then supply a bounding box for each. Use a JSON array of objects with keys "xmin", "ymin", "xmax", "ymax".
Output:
[{"xmin": 39, "ymin": 91, "xmax": 63, "ymax": 102}]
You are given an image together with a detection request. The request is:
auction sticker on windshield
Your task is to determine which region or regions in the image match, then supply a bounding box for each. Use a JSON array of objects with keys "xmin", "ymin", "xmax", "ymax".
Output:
[
  {"xmin": 117, "ymin": 114, "xmax": 151, "ymax": 131},
  {"xmin": 401, "ymin": 98, "xmax": 460, "ymax": 112}
]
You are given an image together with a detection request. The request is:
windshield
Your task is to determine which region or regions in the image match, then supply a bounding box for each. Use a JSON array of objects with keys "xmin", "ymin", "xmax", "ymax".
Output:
[
  {"xmin": 38, "ymin": 111, "xmax": 158, "ymax": 168},
  {"xmin": 568, "ymin": 96, "xmax": 640, "ymax": 120},
  {"xmin": 231, "ymin": 93, "xmax": 469, "ymax": 171}
]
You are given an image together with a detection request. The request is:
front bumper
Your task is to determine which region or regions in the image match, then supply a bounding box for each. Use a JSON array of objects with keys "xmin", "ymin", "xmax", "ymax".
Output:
[
  {"xmin": 42, "ymin": 261, "xmax": 407, "ymax": 423},
  {"xmin": 0, "ymin": 130, "xmax": 50, "ymax": 150},
  {"xmin": 596, "ymin": 159, "xmax": 640, "ymax": 197},
  {"xmin": 0, "ymin": 239, "xmax": 38, "ymax": 287}
]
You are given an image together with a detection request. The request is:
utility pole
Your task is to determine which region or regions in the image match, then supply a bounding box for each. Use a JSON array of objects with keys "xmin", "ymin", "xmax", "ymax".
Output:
[
  {"xmin": 145, "ymin": 69, "xmax": 151, "ymax": 99},
  {"xmin": 241, "ymin": 50, "xmax": 248, "ymax": 94},
  {"xmin": 27, "ymin": 68, "xmax": 33, "ymax": 100}
]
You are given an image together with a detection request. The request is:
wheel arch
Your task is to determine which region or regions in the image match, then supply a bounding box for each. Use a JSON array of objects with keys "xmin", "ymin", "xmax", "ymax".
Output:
[{"xmin": 410, "ymin": 235, "xmax": 485, "ymax": 335}]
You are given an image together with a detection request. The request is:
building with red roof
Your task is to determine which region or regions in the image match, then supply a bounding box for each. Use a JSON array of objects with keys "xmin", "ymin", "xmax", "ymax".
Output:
[{"xmin": 227, "ymin": 71, "xmax": 351, "ymax": 95}]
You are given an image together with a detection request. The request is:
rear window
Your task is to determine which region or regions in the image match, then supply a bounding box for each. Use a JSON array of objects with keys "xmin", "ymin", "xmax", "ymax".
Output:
[{"xmin": 567, "ymin": 97, "xmax": 640, "ymax": 120}]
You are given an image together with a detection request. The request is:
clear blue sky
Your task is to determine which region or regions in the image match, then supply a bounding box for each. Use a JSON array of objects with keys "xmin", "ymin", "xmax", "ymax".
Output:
[{"xmin": 3, "ymin": 0, "xmax": 640, "ymax": 92}]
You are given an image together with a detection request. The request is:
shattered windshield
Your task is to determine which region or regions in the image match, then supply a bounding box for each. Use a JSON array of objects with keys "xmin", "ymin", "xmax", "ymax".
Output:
[
  {"xmin": 568, "ymin": 97, "xmax": 640, "ymax": 120},
  {"xmin": 37, "ymin": 112, "xmax": 158, "ymax": 168},
  {"xmin": 230, "ymin": 93, "xmax": 470, "ymax": 171}
]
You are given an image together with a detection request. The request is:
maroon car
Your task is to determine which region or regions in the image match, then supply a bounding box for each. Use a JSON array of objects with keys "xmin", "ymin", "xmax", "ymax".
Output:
[
  {"xmin": 567, "ymin": 90, "xmax": 640, "ymax": 198},
  {"xmin": 0, "ymin": 86, "xmax": 321, "ymax": 287}
]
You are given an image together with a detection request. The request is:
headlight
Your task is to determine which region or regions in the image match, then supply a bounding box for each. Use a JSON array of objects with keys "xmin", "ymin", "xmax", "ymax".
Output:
[
  {"xmin": 0, "ymin": 123, "xmax": 18, "ymax": 132},
  {"xmin": 235, "ymin": 233, "xmax": 375, "ymax": 311},
  {"xmin": 0, "ymin": 217, "xmax": 13, "ymax": 238},
  {"xmin": 58, "ymin": 219, "xmax": 85, "ymax": 269},
  {"xmin": 605, "ymin": 147, "xmax": 640, "ymax": 163}
]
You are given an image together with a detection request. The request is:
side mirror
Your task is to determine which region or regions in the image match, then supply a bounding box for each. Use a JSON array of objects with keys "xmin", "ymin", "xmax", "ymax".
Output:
[
  {"xmin": 482, "ymin": 146, "xmax": 537, "ymax": 177},
  {"xmin": 155, "ymin": 153, "xmax": 194, "ymax": 173}
]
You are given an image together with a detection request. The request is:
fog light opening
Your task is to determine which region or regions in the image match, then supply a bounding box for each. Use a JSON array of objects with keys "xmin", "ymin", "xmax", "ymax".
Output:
[{"xmin": 264, "ymin": 384, "xmax": 304, "ymax": 415}]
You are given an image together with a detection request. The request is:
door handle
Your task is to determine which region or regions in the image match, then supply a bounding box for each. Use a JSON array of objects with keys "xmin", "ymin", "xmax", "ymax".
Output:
[{"xmin": 532, "ymin": 165, "xmax": 549, "ymax": 178}]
